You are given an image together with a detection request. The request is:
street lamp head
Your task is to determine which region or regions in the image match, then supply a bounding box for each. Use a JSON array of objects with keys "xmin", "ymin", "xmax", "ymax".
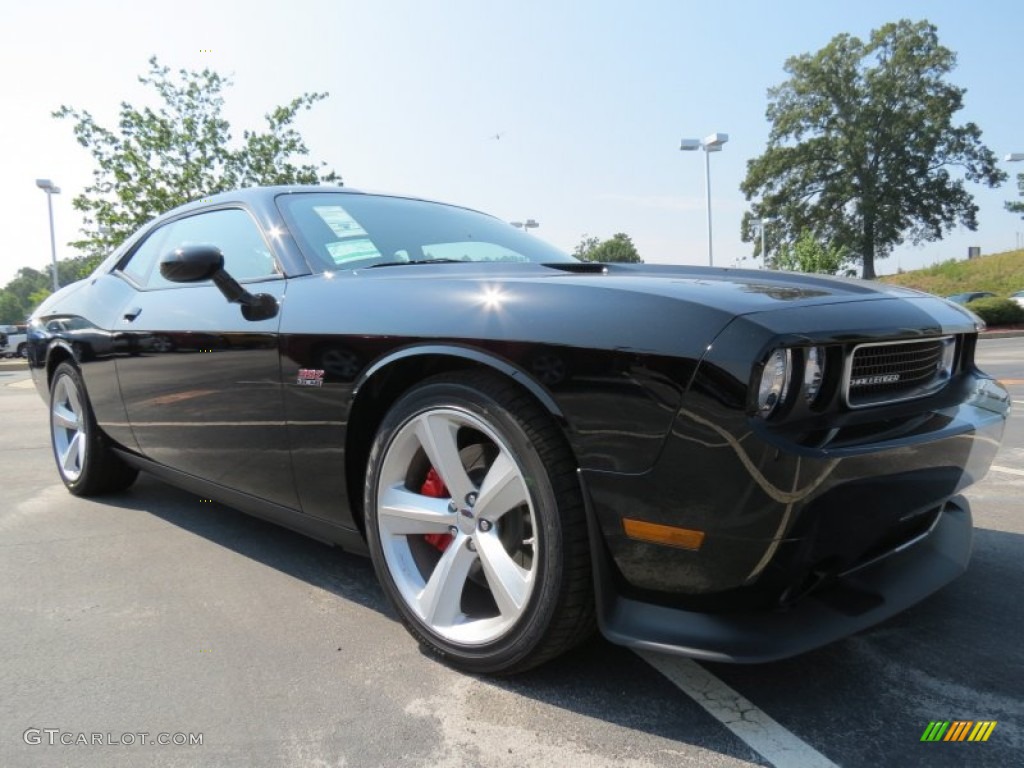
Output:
[
  {"xmin": 36, "ymin": 178, "xmax": 60, "ymax": 193},
  {"xmin": 1006, "ymin": 153, "xmax": 1024, "ymax": 162},
  {"xmin": 524, "ymin": 218, "xmax": 539, "ymax": 229},
  {"xmin": 703, "ymin": 132, "xmax": 729, "ymax": 150},
  {"xmin": 680, "ymin": 138, "xmax": 701, "ymax": 151}
]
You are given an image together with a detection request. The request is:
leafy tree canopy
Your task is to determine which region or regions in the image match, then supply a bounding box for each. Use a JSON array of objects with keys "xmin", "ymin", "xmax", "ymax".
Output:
[
  {"xmin": 773, "ymin": 230, "xmax": 852, "ymax": 275},
  {"xmin": 1006, "ymin": 172, "xmax": 1024, "ymax": 218},
  {"xmin": 0, "ymin": 268, "xmax": 50, "ymax": 324},
  {"xmin": 54, "ymin": 56, "xmax": 340, "ymax": 266},
  {"xmin": 740, "ymin": 19, "xmax": 1005, "ymax": 279},
  {"xmin": 573, "ymin": 233, "xmax": 643, "ymax": 263},
  {"xmin": 572, "ymin": 235, "xmax": 601, "ymax": 261}
]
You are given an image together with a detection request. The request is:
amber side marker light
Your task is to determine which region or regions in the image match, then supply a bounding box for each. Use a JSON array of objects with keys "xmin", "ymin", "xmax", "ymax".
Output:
[{"xmin": 623, "ymin": 519, "xmax": 705, "ymax": 551}]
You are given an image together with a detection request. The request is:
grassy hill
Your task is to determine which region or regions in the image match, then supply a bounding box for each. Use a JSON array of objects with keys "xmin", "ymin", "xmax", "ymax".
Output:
[{"xmin": 878, "ymin": 249, "xmax": 1024, "ymax": 297}]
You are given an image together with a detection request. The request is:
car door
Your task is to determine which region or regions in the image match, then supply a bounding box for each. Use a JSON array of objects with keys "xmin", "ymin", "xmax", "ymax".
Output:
[{"xmin": 113, "ymin": 207, "xmax": 298, "ymax": 509}]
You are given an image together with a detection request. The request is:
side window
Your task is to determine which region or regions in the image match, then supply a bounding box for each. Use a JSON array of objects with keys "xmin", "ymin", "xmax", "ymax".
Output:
[
  {"xmin": 121, "ymin": 209, "xmax": 279, "ymax": 289},
  {"xmin": 121, "ymin": 225, "xmax": 173, "ymax": 288}
]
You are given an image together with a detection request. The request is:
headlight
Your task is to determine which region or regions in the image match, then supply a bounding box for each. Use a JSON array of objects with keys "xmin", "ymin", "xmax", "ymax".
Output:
[
  {"xmin": 757, "ymin": 349, "xmax": 791, "ymax": 417},
  {"xmin": 803, "ymin": 346, "xmax": 826, "ymax": 404}
]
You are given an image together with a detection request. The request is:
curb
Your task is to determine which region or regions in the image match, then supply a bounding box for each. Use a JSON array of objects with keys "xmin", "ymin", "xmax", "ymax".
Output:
[{"xmin": 979, "ymin": 329, "xmax": 1024, "ymax": 339}]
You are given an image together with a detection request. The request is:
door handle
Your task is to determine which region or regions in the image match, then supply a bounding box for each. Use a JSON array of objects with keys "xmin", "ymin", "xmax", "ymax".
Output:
[{"xmin": 123, "ymin": 307, "xmax": 143, "ymax": 321}]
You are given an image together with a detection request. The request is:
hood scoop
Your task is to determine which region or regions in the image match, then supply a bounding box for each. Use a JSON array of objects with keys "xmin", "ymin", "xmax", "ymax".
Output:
[{"xmin": 543, "ymin": 262, "xmax": 608, "ymax": 274}]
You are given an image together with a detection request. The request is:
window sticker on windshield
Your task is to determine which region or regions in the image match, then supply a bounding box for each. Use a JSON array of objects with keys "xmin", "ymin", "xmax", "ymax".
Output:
[
  {"xmin": 326, "ymin": 238, "xmax": 382, "ymax": 264},
  {"xmin": 313, "ymin": 205, "xmax": 369, "ymax": 238}
]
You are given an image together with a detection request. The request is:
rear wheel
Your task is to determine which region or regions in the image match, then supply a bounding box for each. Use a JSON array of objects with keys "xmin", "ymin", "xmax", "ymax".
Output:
[
  {"xmin": 50, "ymin": 362, "xmax": 138, "ymax": 496},
  {"xmin": 364, "ymin": 371, "xmax": 594, "ymax": 674}
]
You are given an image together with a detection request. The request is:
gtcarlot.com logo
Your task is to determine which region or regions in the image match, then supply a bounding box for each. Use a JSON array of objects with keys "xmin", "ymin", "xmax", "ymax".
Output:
[
  {"xmin": 23, "ymin": 728, "xmax": 203, "ymax": 747},
  {"xmin": 920, "ymin": 721, "xmax": 997, "ymax": 742}
]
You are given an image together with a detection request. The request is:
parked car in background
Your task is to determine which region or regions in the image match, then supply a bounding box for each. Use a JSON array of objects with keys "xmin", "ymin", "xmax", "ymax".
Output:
[
  {"xmin": 1010, "ymin": 290, "xmax": 1024, "ymax": 309},
  {"xmin": 27, "ymin": 186, "xmax": 1010, "ymax": 675},
  {"xmin": 946, "ymin": 291, "xmax": 996, "ymax": 305},
  {"xmin": 0, "ymin": 324, "xmax": 28, "ymax": 358}
]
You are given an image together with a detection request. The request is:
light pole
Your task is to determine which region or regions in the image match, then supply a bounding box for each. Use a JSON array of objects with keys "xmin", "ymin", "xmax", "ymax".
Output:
[
  {"xmin": 511, "ymin": 219, "xmax": 539, "ymax": 234},
  {"xmin": 35, "ymin": 179, "xmax": 61, "ymax": 291},
  {"xmin": 758, "ymin": 217, "xmax": 776, "ymax": 269},
  {"xmin": 680, "ymin": 132, "xmax": 729, "ymax": 266},
  {"xmin": 1008, "ymin": 154, "xmax": 1023, "ymax": 251}
]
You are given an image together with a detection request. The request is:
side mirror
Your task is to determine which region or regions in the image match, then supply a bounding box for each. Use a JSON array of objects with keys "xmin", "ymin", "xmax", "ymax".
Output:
[
  {"xmin": 160, "ymin": 245, "xmax": 224, "ymax": 283},
  {"xmin": 158, "ymin": 245, "xmax": 279, "ymax": 322}
]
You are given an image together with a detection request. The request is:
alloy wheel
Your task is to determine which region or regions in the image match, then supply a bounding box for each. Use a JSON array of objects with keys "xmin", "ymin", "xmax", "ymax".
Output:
[
  {"xmin": 376, "ymin": 407, "xmax": 538, "ymax": 646},
  {"xmin": 51, "ymin": 374, "xmax": 87, "ymax": 482}
]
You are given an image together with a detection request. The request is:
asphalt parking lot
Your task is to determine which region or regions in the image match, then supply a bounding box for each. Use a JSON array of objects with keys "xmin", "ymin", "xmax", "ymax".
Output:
[{"xmin": 1, "ymin": 338, "xmax": 1021, "ymax": 768}]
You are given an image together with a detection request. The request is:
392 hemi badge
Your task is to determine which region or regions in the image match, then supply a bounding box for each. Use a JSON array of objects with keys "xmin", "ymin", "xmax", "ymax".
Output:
[
  {"xmin": 297, "ymin": 368, "xmax": 325, "ymax": 387},
  {"xmin": 851, "ymin": 373, "xmax": 901, "ymax": 386}
]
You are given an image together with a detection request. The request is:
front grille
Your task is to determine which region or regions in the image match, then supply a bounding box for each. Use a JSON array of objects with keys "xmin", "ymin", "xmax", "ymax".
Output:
[{"xmin": 845, "ymin": 336, "xmax": 954, "ymax": 408}]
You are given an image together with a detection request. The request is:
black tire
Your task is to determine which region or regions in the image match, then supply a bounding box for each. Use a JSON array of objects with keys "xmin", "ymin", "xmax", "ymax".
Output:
[
  {"xmin": 364, "ymin": 371, "xmax": 595, "ymax": 675},
  {"xmin": 17, "ymin": 343, "xmax": 27, "ymax": 358},
  {"xmin": 49, "ymin": 362, "xmax": 138, "ymax": 496}
]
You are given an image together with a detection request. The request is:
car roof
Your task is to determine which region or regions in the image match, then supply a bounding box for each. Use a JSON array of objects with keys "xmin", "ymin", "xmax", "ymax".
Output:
[
  {"xmin": 89, "ymin": 185, "xmax": 501, "ymax": 282},
  {"xmin": 167, "ymin": 185, "xmax": 488, "ymax": 220}
]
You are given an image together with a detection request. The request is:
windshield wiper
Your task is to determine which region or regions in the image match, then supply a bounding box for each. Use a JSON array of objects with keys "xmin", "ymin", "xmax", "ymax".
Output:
[{"xmin": 367, "ymin": 258, "xmax": 465, "ymax": 268}]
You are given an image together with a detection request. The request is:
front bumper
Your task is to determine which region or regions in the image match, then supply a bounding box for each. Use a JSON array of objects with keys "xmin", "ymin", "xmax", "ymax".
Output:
[
  {"xmin": 593, "ymin": 495, "xmax": 972, "ymax": 662},
  {"xmin": 583, "ymin": 371, "xmax": 1006, "ymax": 601}
]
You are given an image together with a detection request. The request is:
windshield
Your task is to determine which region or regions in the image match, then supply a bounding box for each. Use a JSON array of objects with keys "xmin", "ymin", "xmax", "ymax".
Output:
[{"xmin": 276, "ymin": 192, "xmax": 575, "ymax": 271}]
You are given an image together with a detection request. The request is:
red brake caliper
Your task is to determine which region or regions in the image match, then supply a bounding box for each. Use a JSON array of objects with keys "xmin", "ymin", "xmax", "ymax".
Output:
[{"xmin": 419, "ymin": 467, "xmax": 453, "ymax": 552}]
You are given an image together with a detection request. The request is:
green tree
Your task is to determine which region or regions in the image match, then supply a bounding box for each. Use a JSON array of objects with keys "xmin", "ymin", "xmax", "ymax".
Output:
[
  {"xmin": 576, "ymin": 233, "xmax": 643, "ymax": 263},
  {"xmin": 27, "ymin": 288, "xmax": 52, "ymax": 309},
  {"xmin": 773, "ymin": 231, "xmax": 850, "ymax": 274},
  {"xmin": 54, "ymin": 56, "xmax": 340, "ymax": 265},
  {"xmin": 1006, "ymin": 172, "xmax": 1024, "ymax": 220},
  {"xmin": 54, "ymin": 255, "xmax": 101, "ymax": 286},
  {"xmin": 0, "ymin": 268, "xmax": 50, "ymax": 324},
  {"xmin": 740, "ymin": 19, "xmax": 1005, "ymax": 279},
  {"xmin": 0, "ymin": 293, "xmax": 24, "ymax": 326},
  {"xmin": 572, "ymin": 234, "xmax": 601, "ymax": 261}
]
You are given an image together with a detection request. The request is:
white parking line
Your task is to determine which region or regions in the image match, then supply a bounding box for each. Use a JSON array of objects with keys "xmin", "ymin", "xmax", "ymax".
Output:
[
  {"xmin": 636, "ymin": 651, "xmax": 838, "ymax": 768},
  {"xmin": 990, "ymin": 465, "xmax": 1024, "ymax": 477}
]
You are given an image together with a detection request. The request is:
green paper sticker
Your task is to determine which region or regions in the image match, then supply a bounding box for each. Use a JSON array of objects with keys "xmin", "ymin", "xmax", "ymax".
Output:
[
  {"xmin": 313, "ymin": 205, "xmax": 368, "ymax": 238},
  {"xmin": 326, "ymin": 238, "xmax": 381, "ymax": 264}
]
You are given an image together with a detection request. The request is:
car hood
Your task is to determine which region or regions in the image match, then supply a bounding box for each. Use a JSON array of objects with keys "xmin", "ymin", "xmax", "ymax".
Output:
[
  {"xmin": 530, "ymin": 263, "xmax": 946, "ymax": 314},
  {"xmin": 353, "ymin": 261, "xmax": 961, "ymax": 317}
]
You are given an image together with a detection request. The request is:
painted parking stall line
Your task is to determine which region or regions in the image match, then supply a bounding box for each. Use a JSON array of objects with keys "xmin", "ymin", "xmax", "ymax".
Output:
[
  {"xmin": 636, "ymin": 651, "xmax": 839, "ymax": 768},
  {"xmin": 990, "ymin": 465, "xmax": 1024, "ymax": 477}
]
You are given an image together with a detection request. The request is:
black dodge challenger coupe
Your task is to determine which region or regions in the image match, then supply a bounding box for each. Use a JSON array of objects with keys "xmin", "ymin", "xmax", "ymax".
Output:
[{"xmin": 29, "ymin": 186, "xmax": 1009, "ymax": 674}]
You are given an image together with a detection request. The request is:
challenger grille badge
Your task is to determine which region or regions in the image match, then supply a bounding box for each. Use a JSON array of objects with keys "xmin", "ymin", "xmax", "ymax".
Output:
[{"xmin": 851, "ymin": 374, "xmax": 900, "ymax": 387}]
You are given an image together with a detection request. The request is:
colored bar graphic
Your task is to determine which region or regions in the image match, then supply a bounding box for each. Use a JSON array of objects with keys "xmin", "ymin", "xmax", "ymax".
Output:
[
  {"xmin": 920, "ymin": 721, "xmax": 949, "ymax": 741},
  {"xmin": 969, "ymin": 722, "xmax": 998, "ymax": 742},
  {"xmin": 944, "ymin": 721, "xmax": 972, "ymax": 741},
  {"xmin": 921, "ymin": 720, "xmax": 996, "ymax": 742}
]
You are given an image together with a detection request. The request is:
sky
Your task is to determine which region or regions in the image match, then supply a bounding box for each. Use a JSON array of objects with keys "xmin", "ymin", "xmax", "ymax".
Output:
[{"xmin": 3, "ymin": 0, "xmax": 1023, "ymax": 288}]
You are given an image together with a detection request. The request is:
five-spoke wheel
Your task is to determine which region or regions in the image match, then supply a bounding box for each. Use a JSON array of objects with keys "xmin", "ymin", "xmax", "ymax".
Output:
[
  {"xmin": 49, "ymin": 362, "xmax": 138, "ymax": 496},
  {"xmin": 376, "ymin": 407, "xmax": 538, "ymax": 646},
  {"xmin": 364, "ymin": 372, "xmax": 594, "ymax": 674},
  {"xmin": 51, "ymin": 369, "xmax": 88, "ymax": 483}
]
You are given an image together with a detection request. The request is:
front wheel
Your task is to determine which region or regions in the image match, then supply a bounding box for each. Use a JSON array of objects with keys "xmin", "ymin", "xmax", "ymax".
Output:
[
  {"xmin": 364, "ymin": 372, "xmax": 594, "ymax": 675},
  {"xmin": 50, "ymin": 362, "xmax": 138, "ymax": 496}
]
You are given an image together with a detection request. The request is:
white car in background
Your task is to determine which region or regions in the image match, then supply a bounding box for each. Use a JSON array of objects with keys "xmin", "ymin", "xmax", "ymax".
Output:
[
  {"xmin": 1011, "ymin": 290, "xmax": 1024, "ymax": 309},
  {"xmin": 0, "ymin": 325, "xmax": 28, "ymax": 358}
]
